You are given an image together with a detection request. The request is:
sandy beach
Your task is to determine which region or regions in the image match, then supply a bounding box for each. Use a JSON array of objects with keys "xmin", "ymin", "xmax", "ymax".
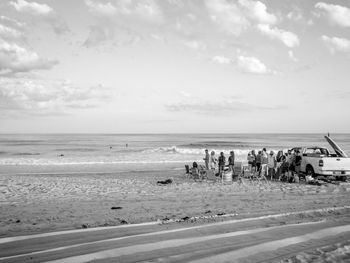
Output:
[
  {"xmin": 0, "ymin": 168, "xmax": 349, "ymax": 259},
  {"xmin": 0, "ymin": 169, "xmax": 350, "ymax": 262},
  {"xmin": 0, "ymin": 170, "xmax": 349, "ymax": 236}
]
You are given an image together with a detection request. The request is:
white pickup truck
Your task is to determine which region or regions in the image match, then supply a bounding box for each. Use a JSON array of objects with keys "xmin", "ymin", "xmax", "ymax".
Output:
[{"xmin": 292, "ymin": 136, "xmax": 350, "ymax": 181}]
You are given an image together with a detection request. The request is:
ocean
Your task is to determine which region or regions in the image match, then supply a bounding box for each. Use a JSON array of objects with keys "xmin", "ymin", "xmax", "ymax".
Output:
[{"xmin": 0, "ymin": 133, "xmax": 349, "ymax": 175}]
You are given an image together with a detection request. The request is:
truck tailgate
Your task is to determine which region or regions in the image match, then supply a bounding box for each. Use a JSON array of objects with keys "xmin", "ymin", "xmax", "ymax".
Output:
[{"xmin": 322, "ymin": 157, "xmax": 350, "ymax": 171}]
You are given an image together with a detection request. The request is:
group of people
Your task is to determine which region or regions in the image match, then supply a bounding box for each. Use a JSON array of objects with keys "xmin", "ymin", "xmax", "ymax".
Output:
[
  {"xmin": 203, "ymin": 149, "xmax": 235, "ymax": 176},
  {"xmin": 246, "ymin": 148, "xmax": 302, "ymax": 183},
  {"xmin": 200, "ymin": 148, "xmax": 303, "ymax": 183}
]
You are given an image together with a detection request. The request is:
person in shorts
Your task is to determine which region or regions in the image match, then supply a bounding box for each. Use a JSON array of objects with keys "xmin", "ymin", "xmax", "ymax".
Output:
[
  {"xmin": 203, "ymin": 149, "xmax": 210, "ymax": 170},
  {"xmin": 218, "ymin": 152, "xmax": 226, "ymax": 177},
  {"xmin": 228, "ymin": 151, "xmax": 235, "ymax": 172}
]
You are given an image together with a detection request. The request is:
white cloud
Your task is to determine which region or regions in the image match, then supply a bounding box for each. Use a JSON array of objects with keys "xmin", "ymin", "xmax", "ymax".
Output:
[
  {"xmin": 205, "ymin": 0, "xmax": 250, "ymax": 36},
  {"xmin": 237, "ymin": 55, "xmax": 274, "ymax": 74},
  {"xmin": 257, "ymin": 24, "xmax": 300, "ymax": 48},
  {"xmin": 238, "ymin": 0, "xmax": 277, "ymax": 24},
  {"xmin": 315, "ymin": 2, "xmax": 350, "ymax": 27},
  {"xmin": 0, "ymin": 23, "xmax": 22, "ymax": 39},
  {"xmin": 287, "ymin": 11, "xmax": 303, "ymax": 21},
  {"xmin": 83, "ymin": 25, "xmax": 140, "ymax": 47},
  {"xmin": 212, "ymin": 56, "xmax": 231, "ymax": 64},
  {"xmin": 184, "ymin": 40, "xmax": 206, "ymax": 50},
  {"xmin": 288, "ymin": 50, "xmax": 298, "ymax": 62},
  {"xmin": 0, "ymin": 16, "xmax": 25, "ymax": 28},
  {"xmin": 205, "ymin": 0, "xmax": 276, "ymax": 36},
  {"xmin": 85, "ymin": 0, "xmax": 162, "ymax": 21},
  {"xmin": 9, "ymin": 0, "xmax": 53, "ymax": 16},
  {"xmin": 0, "ymin": 77, "xmax": 112, "ymax": 114},
  {"xmin": 9, "ymin": 0, "xmax": 69, "ymax": 34},
  {"xmin": 0, "ymin": 39, "xmax": 57, "ymax": 75},
  {"xmin": 165, "ymin": 97, "xmax": 280, "ymax": 115},
  {"xmin": 84, "ymin": 0, "xmax": 163, "ymax": 46},
  {"xmin": 179, "ymin": 91, "xmax": 191, "ymax": 98},
  {"xmin": 85, "ymin": 0, "xmax": 117, "ymax": 16},
  {"xmin": 322, "ymin": 35, "xmax": 350, "ymax": 53}
]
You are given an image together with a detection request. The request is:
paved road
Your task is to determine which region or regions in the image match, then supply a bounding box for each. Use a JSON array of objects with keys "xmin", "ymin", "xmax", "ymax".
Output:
[{"xmin": 1, "ymin": 208, "xmax": 350, "ymax": 263}]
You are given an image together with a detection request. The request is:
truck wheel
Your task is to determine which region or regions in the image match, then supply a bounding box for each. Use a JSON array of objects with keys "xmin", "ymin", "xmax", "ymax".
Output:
[{"xmin": 306, "ymin": 166, "xmax": 315, "ymax": 178}]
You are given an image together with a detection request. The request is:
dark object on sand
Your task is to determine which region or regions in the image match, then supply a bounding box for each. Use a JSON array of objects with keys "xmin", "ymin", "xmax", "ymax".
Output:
[
  {"xmin": 111, "ymin": 206, "xmax": 122, "ymax": 210},
  {"xmin": 59, "ymin": 154, "xmax": 64, "ymax": 157},
  {"xmin": 205, "ymin": 210, "xmax": 212, "ymax": 214},
  {"xmin": 120, "ymin": 219, "xmax": 128, "ymax": 224},
  {"xmin": 15, "ymin": 219, "xmax": 21, "ymax": 223},
  {"xmin": 157, "ymin": 179, "xmax": 173, "ymax": 185},
  {"xmin": 182, "ymin": 216, "xmax": 190, "ymax": 221},
  {"xmin": 81, "ymin": 224, "xmax": 88, "ymax": 228},
  {"xmin": 217, "ymin": 212, "xmax": 226, "ymax": 216}
]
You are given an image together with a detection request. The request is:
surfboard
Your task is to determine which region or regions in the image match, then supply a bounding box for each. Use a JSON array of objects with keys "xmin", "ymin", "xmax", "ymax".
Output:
[{"xmin": 324, "ymin": 135, "xmax": 348, "ymax": 158}]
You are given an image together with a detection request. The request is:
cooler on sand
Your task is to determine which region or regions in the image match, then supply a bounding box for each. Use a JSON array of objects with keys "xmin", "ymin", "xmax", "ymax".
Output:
[{"xmin": 222, "ymin": 170, "xmax": 233, "ymax": 183}]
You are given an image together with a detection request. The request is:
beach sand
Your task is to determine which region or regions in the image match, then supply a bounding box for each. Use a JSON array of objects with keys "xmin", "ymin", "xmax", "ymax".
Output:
[
  {"xmin": 1, "ymin": 170, "xmax": 350, "ymax": 262},
  {"xmin": 1, "ymin": 170, "xmax": 350, "ymax": 237}
]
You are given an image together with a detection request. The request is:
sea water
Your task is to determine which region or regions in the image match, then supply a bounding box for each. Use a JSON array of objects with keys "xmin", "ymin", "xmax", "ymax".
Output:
[{"xmin": 0, "ymin": 134, "xmax": 349, "ymax": 175}]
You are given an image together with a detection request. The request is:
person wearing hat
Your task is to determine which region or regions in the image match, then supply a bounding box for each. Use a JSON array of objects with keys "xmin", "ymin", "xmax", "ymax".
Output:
[{"xmin": 267, "ymin": 151, "xmax": 277, "ymax": 180}]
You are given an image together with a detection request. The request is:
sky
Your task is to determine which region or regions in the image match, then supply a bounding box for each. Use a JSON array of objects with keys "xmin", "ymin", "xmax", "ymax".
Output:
[{"xmin": 0, "ymin": 0, "xmax": 350, "ymax": 133}]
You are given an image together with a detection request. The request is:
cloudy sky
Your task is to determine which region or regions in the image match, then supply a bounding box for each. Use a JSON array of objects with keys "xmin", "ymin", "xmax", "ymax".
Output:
[{"xmin": 0, "ymin": 0, "xmax": 349, "ymax": 133}]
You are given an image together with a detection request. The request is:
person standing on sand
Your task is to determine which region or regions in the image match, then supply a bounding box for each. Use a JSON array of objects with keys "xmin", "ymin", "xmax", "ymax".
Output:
[
  {"xmin": 247, "ymin": 152, "xmax": 253, "ymax": 171},
  {"xmin": 276, "ymin": 150, "xmax": 284, "ymax": 179},
  {"xmin": 203, "ymin": 149, "xmax": 210, "ymax": 170},
  {"xmin": 228, "ymin": 151, "xmax": 235, "ymax": 172},
  {"xmin": 267, "ymin": 151, "xmax": 277, "ymax": 180},
  {"xmin": 261, "ymin": 148, "xmax": 268, "ymax": 177},
  {"xmin": 251, "ymin": 150, "xmax": 257, "ymax": 172},
  {"xmin": 255, "ymin": 151, "xmax": 262, "ymax": 173},
  {"xmin": 280, "ymin": 153, "xmax": 289, "ymax": 181},
  {"xmin": 294, "ymin": 150, "xmax": 302, "ymax": 182},
  {"xmin": 218, "ymin": 152, "xmax": 226, "ymax": 177},
  {"xmin": 209, "ymin": 151, "xmax": 217, "ymax": 174}
]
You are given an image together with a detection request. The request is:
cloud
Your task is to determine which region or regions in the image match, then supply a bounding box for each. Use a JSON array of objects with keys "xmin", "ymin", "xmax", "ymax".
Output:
[
  {"xmin": 179, "ymin": 91, "xmax": 191, "ymax": 98},
  {"xmin": 0, "ymin": 23, "xmax": 22, "ymax": 39},
  {"xmin": 85, "ymin": 0, "xmax": 163, "ymax": 21},
  {"xmin": 212, "ymin": 54, "xmax": 275, "ymax": 74},
  {"xmin": 315, "ymin": 2, "xmax": 350, "ymax": 27},
  {"xmin": 0, "ymin": 16, "xmax": 25, "ymax": 28},
  {"xmin": 212, "ymin": 55, "xmax": 231, "ymax": 64},
  {"xmin": 165, "ymin": 98, "xmax": 280, "ymax": 115},
  {"xmin": 322, "ymin": 35, "xmax": 350, "ymax": 53},
  {"xmin": 85, "ymin": 0, "xmax": 117, "ymax": 16},
  {"xmin": 83, "ymin": 25, "xmax": 140, "ymax": 47},
  {"xmin": 183, "ymin": 40, "xmax": 206, "ymax": 50},
  {"xmin": 237, "ymin": 55, "xmax": 274, "ymax": 74},
  {"xmin": 0, "ymin": 77, "xmax": 112, "ymax": 115},
  {"xmin": 9, "ymin": 0, "xmax": 69, "ymax": 34},
  {"xmin": 0, "ymin": 39, "xmax": 58, "ymax": 75},
  {"xmin": 205, "ymin": 0, "xmax": 250, "ymax": 36},
  {"xmin": 9, "ymin": 0, "xmax": 53, "ymax": 16},
  {"xmin": 257, "ymin": 24, "xmax": 300, "ymax": 48},
  {"xmin": 238, "ymin": 0, "xmax": 277, "ymax": 24},
  {"xmin": 287, "ymin": 10, "xmax": 303, "ymax": 21},
  {"xmin": 288, "ymin": 50, "xmax": 298, "ymax": 62},
  {"xmin": 84, "ymin": 0, "xmax": 162, "ymax": 46},
  {"xmin": 205, "ymin": 0, "xmax": 276, "ymax": 36}
]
